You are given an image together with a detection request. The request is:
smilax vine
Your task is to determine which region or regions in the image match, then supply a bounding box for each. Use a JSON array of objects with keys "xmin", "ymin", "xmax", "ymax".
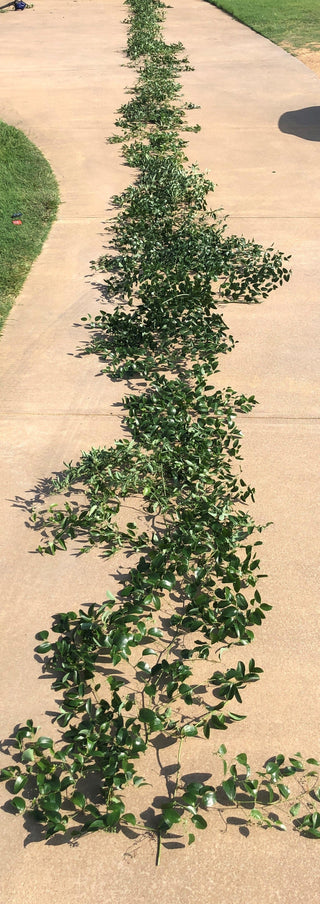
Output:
[{"xmin": 1, "ymin": 0, "xmax": 319, "ymax": 859}]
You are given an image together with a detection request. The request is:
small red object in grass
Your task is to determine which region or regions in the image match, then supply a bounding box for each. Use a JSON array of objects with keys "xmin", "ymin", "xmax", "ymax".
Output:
[{"xmin": 12, "ymin": 219, "xmax": 22, "ymax": 225}]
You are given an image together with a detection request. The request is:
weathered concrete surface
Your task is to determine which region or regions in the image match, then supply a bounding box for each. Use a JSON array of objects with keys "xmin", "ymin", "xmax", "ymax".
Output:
[{"xmin": 0, "ymin": 1, "xmax": 319, "ymax": 901}]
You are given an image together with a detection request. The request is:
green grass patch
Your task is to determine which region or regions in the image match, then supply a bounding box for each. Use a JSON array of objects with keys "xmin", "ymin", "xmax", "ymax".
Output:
[
  {"xmin": 0, "ymin": 121, "xmax": 59, "ymax": 333},
  {"xmin": 205, "ymin": 0, "xmax": 320, "ymax": 49}
]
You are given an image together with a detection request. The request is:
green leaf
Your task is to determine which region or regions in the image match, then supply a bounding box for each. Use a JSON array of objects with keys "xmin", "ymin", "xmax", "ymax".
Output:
[
  {"xmin": 191, "ymin": 814, "xmax": 207, "ymax": 830},
  {"xmin": 131, "ymin": 736, "xmax": 147, "ymax": 753},
  {"xmin": 278, "ymin": 783, "xmax": 290, "ymax": 800},
  {"xmin": 250, "ymin": 808, "xmax": 264, "ymax": 821},
  {"xmin": 290, "ymin": 803, "xmax": 301, "ymax": 817},
  {"xmin": 71, "ymin": 792, "xmax": 86, "ymax": 810},
  {"xmin": 188, "ymin": 833, "xmax": 195, "ymax": 845},
  {"xmin": 85, "ymin": 805, "xmax": 100, "ymax": 818},
  {"xmin": 137, "ymin": 660, "xmax": 151, "ymax": 673},
  {"xmin": 202, "ymin": 790, "xmax": 216, "ymax": 808},
  {"xmin": 162, "ymin": 806, "xmax": 181, "ymax": 828},
  {"xmin": 161, "ymin": 577, "xmax": 175, "ymax": 591},
  {"xmin": 35, "ymin": 642, "xmax": 52, "ymax": 654},
  {"xmin": 13, "ymin": 775, "xmax": 28, "ymax": 794},
  {"xmin": 236, "ymin": 753, "xmax": 248, "ymax": 766},
  {"xmin": 87, "ymin": 819, "xmax": 105, "ymax": 831},
  {"xmin": 139, "ymin": 707, "xmax": 163, "ymax": 732},
  {"xmin": 61, "ymin": 776, "xmax": 74, "ymax": 792},
  {"xmin": 133, "ymin": 776, "xmax": 147, "ymax": 788},
  {"xmin": 289, "ymin": 758, "xmax": 304, "ymax": 772},
  {"xmin": 272, "ymin": 819, "xmax": 286, "ymax": 831},
  {"xmin": 181, "ymin": 799, "xmax": 196, "ymax": 815},
  {"xmin": 0, "ymin": 768, "xmax": 17, "ymax": 781},
  {"xmin": 36, "ymin": 737, "xmax": 53, "ymax": 751},
  {"xmin": 122, "ymin": 813, "xmax": 136, "ymax": 826},
  {"xmin": 222, "ymin": 778, "xmax": 236, "ymax": 802},
  {"xmin": 21, "ymin": 748, "xmax": 35, "ymax": 764},
  {"xmin": 105, "ymin": 803, "xmax": 124, "ymax": 827},
  {"xmin": 184, "ymin": 782, "xmax": 204, "ymax": 795},
  {"xmin": 144, "ymin": 683, "xmax": 156, "ymax": 698},
  {"xmin": 11, "ymin": 796, "xmax": 26, "ymax": 813},
  {"xmin": 181, "ymin": 724, "xmax": 198, "ymax": 737}
]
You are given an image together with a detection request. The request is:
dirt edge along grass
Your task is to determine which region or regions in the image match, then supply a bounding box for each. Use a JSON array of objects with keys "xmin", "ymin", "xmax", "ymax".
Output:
[
  {"xmin": 0, "ymin": 120, "xmax": 59, "ymax": 333},
  {"xmin": 1, "ymin": 0, "xmax": 319, "ymax": 856},
  {"xmin": 204, "ymin": 0, "xmax": 320, "ymax": 50}
]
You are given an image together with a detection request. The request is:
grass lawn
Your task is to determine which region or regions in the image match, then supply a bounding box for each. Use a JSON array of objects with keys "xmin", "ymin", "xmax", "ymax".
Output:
[
  {"xmin": 205, "ymin": 1, "xmax": 320, "ymax": 48},
  {"xmin": 0, "ymin": 121, "xmax": 59, "ymax": 333}
]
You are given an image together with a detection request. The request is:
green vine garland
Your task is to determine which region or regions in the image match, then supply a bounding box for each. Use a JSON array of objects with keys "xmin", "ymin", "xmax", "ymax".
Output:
[{"xmin": 1, "ymin": 0, "xmax": 319, "ymax": 858}]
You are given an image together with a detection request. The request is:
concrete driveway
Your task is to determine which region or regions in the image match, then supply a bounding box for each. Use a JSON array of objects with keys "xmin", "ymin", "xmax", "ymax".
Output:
[{"xmin": 0, "ymin": 1, "xmax": 319, "ymax": 901}]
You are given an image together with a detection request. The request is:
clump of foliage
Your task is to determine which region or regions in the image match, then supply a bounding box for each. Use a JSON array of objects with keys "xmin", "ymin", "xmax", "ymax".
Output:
[
  {"xmin": 1, "ymin": 0, "xmax": 318, "ymax": 859},
  {"xmin": 0, "ymin": 121, "xmax": 59, "ymax": 332}
]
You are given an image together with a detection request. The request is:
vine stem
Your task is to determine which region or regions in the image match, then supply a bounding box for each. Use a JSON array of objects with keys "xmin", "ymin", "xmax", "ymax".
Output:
[
  {"xmin": 156, "ymin": 736, "xmax": 184, "ymax": 866},
  {"xmin": 173, "ymin": 735, "xmax": 184, "ymax": 800},
  {"xmin": 156, "ymin": 827, "xmax": 162, "ymax": 866}
]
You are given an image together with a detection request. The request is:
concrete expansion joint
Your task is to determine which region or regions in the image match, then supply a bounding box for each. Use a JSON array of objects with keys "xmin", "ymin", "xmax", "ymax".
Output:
[
  {"xmin": 239, "ymin": 415, "xmax": 319, "ymax": 421},
  {"xmin": 0, "ymin": 412, "xmax": 123, "ymax": 418},
  {"xmin": 228, "ymin": 215, "xmax": 320, "ymax": 220},
  {"xmin": 56, "ymin": 217, "xmax": 105, "ymax": 223},
  {"xmin": 1, "ymin": 413, "xmax": 318, "ymax": 422}
]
